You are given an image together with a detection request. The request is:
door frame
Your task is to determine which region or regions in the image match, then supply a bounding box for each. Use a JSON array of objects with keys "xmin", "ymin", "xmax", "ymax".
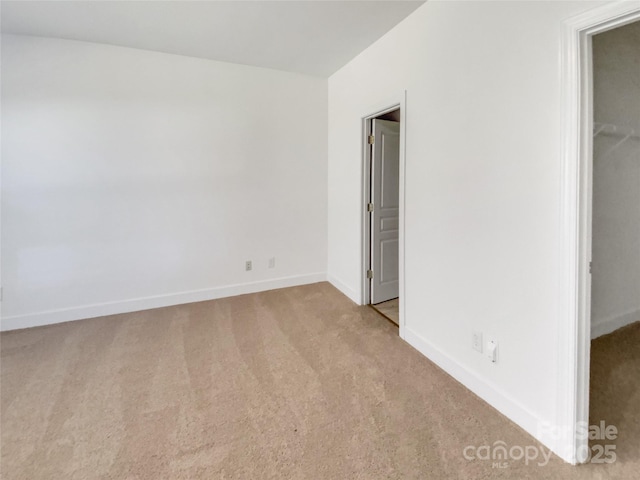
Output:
[
  {"xmin": 361, "ymin": 91, "xmax": 407, "ymax": 336},
  {"xmin": 558, "ymin": 2, "xmax": 640, "ymax": 464}
]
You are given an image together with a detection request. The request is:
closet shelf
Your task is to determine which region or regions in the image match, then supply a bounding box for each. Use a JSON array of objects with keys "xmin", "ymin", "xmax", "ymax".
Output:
[
  {"xmin": 593, "ymin": 122, "xmax": 639, "ymax": 159},
  {"xmin": 593, "ymin": 122, "xmax": 639, "ymax": 139}
]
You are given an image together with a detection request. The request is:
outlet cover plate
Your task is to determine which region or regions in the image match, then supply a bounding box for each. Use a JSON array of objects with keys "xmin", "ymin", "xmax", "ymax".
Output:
[{"xmin": 472, "ymin": 331, "xmax": 483, "ymax": 353}]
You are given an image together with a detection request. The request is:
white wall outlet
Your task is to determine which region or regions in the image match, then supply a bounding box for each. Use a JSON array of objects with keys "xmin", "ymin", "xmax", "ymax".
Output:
[
  {"xmin": 245, "ymin": 260, "xmax": 252, "ymax": 271},
  {"xmin": 472, "ymin": 331, "xmax": 483, "ymax": 353},
  {"xmin": 268, "ymin": 257, "xmax": 275, "ymax": 269},
  {"xmin": 486, "ymin": 337, "xmax": 498, "ymax": 363}
]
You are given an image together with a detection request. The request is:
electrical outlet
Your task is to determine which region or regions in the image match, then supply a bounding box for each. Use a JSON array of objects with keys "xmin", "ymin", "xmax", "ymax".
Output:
[
  {"xmin": 245, "ymin": 260, "xmax": 252, "ymax": 271},
  {"xmin": 486, "ymin": 337, "xmax": 498, "ymax": 363},
  {"xmin": 268, "ymin": 257, "xmax": 276, "ymax": 269},
  {"xmin": 472, "ymin": 331, "xmax": 483, "ymax": 353}
]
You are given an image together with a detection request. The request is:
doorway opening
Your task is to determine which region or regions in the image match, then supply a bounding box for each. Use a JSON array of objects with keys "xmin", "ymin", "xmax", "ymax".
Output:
[
  {"xmin": 363, "ymin": 107, "xmax": 401, "ymax": 326},
  {"xmin": 588, "ymin": 18, "xmax": 640, "ymax": 464},
  {"xmin": 559, "ymin": 2, "xmax": 640, "ymax": 464},
  {"xmin": 590, "ymin": 21, "xmax": 640, "ymax": 339}
]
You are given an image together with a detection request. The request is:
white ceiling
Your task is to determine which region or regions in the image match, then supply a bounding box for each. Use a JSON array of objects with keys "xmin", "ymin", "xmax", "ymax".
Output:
[{"xmin": 0, "ymin": 0, "xmax": 425, "ymax": 77}]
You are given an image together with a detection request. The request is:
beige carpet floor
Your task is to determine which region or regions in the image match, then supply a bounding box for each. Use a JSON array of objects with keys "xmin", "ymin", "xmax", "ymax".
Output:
[{"xmin": 1, "ymin": 282, "xmax": 638, "ymax": 479}]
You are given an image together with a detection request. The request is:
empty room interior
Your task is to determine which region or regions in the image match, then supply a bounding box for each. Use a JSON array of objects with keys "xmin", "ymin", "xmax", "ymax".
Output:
[{"xmin": 1, "ymin": 1, "xmax": 639, "ymax": 479}]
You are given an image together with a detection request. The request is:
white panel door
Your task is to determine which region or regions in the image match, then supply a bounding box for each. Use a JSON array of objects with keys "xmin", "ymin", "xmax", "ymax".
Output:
[{"xmin": 370, "ymin": 119, "xmax": 400, "ymax": 304}]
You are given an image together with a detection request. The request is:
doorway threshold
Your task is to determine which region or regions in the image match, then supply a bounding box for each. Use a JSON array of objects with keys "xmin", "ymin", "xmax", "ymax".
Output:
[{"xmin": 371, "ymin": 298, "xmax": 399, "ymax": 326}]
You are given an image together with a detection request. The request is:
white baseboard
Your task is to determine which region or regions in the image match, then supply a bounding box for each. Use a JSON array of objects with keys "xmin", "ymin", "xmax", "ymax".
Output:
[
  {"xmin": 327, "ymin": 274, "xmax": 360, "ymax": 304},
  {"xmin": 591, "ymin": 308, "xmax": 640, "ymax": 339},
  {"xmin": 402, "ymin": 327, "xmax": 557, "ymax": 456},
  {"xmin": 0, "ymin": 273, "xmax": 327, "ymax": 332}
]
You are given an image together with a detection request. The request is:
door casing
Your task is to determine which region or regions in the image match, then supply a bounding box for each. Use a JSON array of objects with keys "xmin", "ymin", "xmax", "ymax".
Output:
[{"xmin": 360, "ymin": 92, "xmax": 407, "ymax": 336}]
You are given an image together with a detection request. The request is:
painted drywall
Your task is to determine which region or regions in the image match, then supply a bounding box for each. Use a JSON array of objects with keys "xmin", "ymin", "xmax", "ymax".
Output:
[
  {"xmin": 591, "ymin": 21, "xmax": 640, "ymax": 338},
  {"xmin": 1, "ymin": 34, "xmax": 327, "ymax": 330},
  {"xmin": 327, "ymin": 0, "xmax": 610, "ymax": 460}
]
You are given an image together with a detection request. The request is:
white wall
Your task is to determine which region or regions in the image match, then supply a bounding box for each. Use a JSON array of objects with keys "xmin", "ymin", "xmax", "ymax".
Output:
[
  {"xmin": 327, "ymin": 0, "xmax": 609, "ymax": 460},
  {"xmin": 591, "ymin": 21, "xmax": 640, "ymax": 338},
  {"xmin": 1, "ymin": 34, "xmax": 327, "ymax": 330}
]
